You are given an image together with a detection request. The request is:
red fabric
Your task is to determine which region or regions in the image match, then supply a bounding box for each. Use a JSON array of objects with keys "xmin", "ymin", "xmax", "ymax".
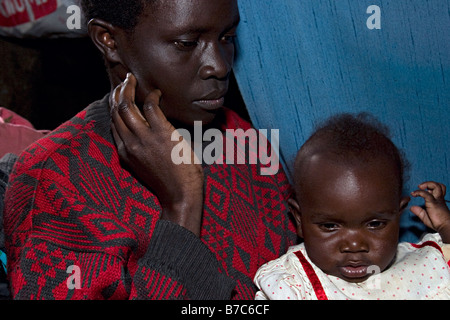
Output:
[
  {"xmin": 4, "ymin": 98, "xmax": 297, "ymax": 300},
  {"xmin": 410, "ymin": 241, "xmax": 443, "ymax": 255},
  {"xmin": 0, "ymin": 107, "xmax": 49, "ymax": 158},
  {"xmin": 294, "ymin": 250, "xmax": 328, "ymax": 300},
  {"xmin": 0, "ymin": 0, "xmax": 58, "ymax": 27}
]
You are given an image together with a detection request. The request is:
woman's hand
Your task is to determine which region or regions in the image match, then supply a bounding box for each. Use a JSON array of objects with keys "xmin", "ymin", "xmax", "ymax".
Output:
[{"xmin": 110, "ymin": 73, "xmax": 204, "ymax": 236}]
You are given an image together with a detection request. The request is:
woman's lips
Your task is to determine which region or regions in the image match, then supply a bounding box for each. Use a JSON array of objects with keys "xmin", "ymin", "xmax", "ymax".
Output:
[{"xmin": 193, "ymin": 97, "xmax": 225, "ymax": 111}]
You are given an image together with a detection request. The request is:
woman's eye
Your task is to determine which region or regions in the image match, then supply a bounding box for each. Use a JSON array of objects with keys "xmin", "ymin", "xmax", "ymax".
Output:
[
  {"xmin": 174, "ymin": 40, "xmax": 199, "ymax": 50},
  {"xmin": 221, "ymin": 34, "xmax": 236, "ymax": 43}
]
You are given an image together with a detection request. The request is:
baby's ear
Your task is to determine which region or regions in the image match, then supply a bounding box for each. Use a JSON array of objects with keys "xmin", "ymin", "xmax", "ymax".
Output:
[
  {"xmin": 399, "ymin": 196, "xmax": 411, "ymax": 213},
  {"xmin": 288, "ymin": 198, "xmax": 303, "ymax": 238}
]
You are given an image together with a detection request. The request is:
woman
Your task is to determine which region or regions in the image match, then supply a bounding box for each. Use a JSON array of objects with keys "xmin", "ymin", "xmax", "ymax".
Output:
[{"xmin": 4, "ymin": 0, "xmax": 297, "ymax": 300}]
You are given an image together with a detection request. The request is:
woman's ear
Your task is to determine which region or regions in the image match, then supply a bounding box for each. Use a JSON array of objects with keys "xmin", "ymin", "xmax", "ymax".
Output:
[
  {"xmin": 87, "ymin": 18, "xmax": 123, "ymax": 65},
  {"xmin": 288, "ymin": 198, "xmax": 303, "ymax": 238}
]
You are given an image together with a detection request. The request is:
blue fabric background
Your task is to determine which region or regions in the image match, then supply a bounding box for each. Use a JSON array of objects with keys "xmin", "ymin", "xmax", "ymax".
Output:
[{"xmin": 233, "ymin": 0, "xmax": 450, "ymax": 242}]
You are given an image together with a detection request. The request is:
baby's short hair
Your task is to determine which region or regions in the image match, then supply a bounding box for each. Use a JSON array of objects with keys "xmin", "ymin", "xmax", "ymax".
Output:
[{"xmin": 294, "ymin": 112, "xmax": 409, "ymax": 192}]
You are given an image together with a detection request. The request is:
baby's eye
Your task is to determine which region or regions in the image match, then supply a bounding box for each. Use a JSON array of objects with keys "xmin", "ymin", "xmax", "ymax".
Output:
[
  {"xmin": 319, "ymin": 223, "xmax": 339, "ymax": 232},
  {"xmin": 367, "ymin": 220, "xmax": 386, "ymax": 230}
]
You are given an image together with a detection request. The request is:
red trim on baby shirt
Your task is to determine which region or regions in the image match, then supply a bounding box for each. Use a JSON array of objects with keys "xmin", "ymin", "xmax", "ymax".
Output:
[
  {"xmin": 294, "ymin": 250, "xmax": 328, "ymax": 300},
  {"xmin": 410, "ymin": 241, "xmax": 443, "ymax": 255},
  {"xmin": 411, "ymin": 240, "xmax": 450, "ymax": 267}
]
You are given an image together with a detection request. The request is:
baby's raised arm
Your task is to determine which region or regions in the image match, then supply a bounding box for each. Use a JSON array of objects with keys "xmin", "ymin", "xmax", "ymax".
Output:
[{"xmin": 411, "ymin": 181, "xmax": 450, "ymax": 244}]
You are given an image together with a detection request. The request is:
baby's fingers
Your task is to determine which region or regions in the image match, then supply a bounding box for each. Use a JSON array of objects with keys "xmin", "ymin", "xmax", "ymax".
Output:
[
  {"xmin": 410, "ymin": 205, "xmax": 433, "ymax": 229},
  {"xmin": 411, "ymin": 189, "xmax": 437, "ymax": 203},
  {"xmin": 416, "ymin": 181, "xmax": 446, "ymax": 200}
]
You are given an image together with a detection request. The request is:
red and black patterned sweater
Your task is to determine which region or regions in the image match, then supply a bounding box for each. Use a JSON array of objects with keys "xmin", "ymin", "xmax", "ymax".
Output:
[{"xmin": 4, "ymin": 95, "xmax": 297, "ymax": 300}]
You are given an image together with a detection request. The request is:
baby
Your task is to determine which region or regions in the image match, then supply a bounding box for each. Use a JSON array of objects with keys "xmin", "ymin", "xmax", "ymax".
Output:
[{"xmin": 254, "ymin": 113, "xmax": 450, "ymax": 300}]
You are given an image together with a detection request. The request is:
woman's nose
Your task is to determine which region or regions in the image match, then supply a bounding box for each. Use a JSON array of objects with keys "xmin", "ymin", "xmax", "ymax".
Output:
[{"xmin": 199, "ymin": 42, "xmax": 232, "ymax": 80}]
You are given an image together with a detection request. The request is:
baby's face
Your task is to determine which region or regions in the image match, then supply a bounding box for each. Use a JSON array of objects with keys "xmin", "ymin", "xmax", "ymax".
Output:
[{"xmin": 293, "ymin": 153, "xmax": 409, "ymax": 283}]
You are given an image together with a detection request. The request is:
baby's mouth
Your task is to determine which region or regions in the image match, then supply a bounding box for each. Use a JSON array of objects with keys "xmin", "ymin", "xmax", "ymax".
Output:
[
  {"xmin": 340, "ymin": 265, "xmax": 369, "ymax": 278},
  {"xmin": 338, "ymin": 261, "xmax": 374, "ymax": 282}
]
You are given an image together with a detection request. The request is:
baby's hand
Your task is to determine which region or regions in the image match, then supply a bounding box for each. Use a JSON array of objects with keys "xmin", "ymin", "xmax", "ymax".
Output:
[{"xmin": 411, "ymin": 181, "xmax": 450, "ymax": 243}]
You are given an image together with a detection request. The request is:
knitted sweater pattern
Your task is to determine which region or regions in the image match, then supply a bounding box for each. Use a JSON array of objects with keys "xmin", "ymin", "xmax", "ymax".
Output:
[{"xmin": 4, "ymin": 95, "xmax": 297, "ymax": 300}]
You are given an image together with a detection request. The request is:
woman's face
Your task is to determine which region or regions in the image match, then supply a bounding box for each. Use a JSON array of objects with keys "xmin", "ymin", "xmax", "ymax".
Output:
[{"xmin": 117, "ymin": 0, "xmax": 240, "ymax": 126}]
